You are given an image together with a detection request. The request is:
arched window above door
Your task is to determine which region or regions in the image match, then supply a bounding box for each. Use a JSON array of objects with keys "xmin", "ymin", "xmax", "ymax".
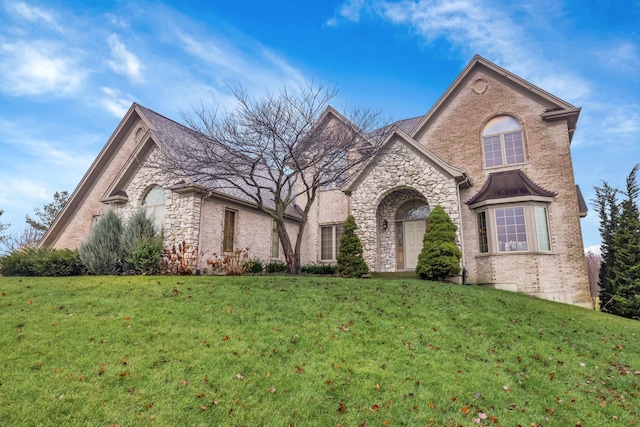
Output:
[{"xmin": 396, "ymin": 199, "xmax": 430, "ymax": 221}]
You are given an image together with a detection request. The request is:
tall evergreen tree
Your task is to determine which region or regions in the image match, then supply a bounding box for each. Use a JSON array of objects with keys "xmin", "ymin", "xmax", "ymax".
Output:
[
  {"xmin": 416, "ymin": 205, "xmax": 461, "ymax": 281},
  {"xmin": 607, "ymin": 164, "xmax": 640, "ymax": 318},
  {"xmin": 593, "ymin": 182, "xmax": 620, "ymax": 308},
  {"xmin": 336, "ymin": 215, "xmax": 369, "ymax": 278},
  {"xmin": 26, "ymin": 191, "xmax": 69, "ymax": 233}
]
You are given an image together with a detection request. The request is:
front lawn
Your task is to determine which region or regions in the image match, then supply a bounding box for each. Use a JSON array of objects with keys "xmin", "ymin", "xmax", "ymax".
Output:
[{"xmin": 1, "ymin": 276, "xmax": 638, "ymax": 426}]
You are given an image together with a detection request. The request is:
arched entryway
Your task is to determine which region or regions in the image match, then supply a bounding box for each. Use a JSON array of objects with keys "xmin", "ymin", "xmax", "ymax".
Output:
[
  {"xmin": 395, "ymin": 200, "xmax": 430, "ymax": 270},
  {"xmin": 376, "ymin": 188, "xmax": 429, "ymax": 272}
]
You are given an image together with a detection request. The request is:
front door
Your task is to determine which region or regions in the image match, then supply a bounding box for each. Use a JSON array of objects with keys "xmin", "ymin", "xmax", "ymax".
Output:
[{"xmin": 403, "ymin": 220, "xmax": 426, "ymax": 270}]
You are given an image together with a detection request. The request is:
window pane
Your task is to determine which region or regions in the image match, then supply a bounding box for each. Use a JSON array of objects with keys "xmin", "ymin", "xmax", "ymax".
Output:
[
  {"xmin": 271, "ymin": 221, "xmax": 279, "ymax": 258},
  {"xmin": 483, "ymin": 136, "xmax": 503, "ymax": 167},
  {"xmin": 223, "ymin": 210, "xmax": 235, "ymax": 252},
  {"xmin": 477, "ymin": 212, "xmax": 488, "ymax": 253},
  {"xmin": 535, "ymin": 206, "xmax": 551, "ymax": 251},
  {"xmin": 335, "ymin": 225, "xmax": 344, "ymax": 258},
  {"xmin": 496, "ymin": 207, "xmax": 528, "ymax": 252},
  {"xmin": 320, "ymin": 226, "xmax": 333, "ymax": 260},
  {"xmin": 504, "ymin": 132, "xmax": 524, "ymax": 164},
  {"xmin": 142, "ymin": 186, "xmax": 166, "ymax": 231},
  {"xmin": 483, "ymin": 116, "xmax": 521, "ymax": 135}
]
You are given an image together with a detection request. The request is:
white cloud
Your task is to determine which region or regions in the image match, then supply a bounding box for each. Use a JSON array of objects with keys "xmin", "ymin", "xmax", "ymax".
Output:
[
  {"xmin": 0, "ymin": 40, "xmax": 85, "ymax": 96},
  {"xmin": 105, "ymin": 13, "xmax": 130, "ymax": 30},
  {"xmin": 584, "ymin": 245, "xmax": 601, "ymax": 255},
  {"xmin": 6, "ymin": 1, "xmax": 63, "ymax": 32},
  {"xmin": 107, "ymin": 34, "xmax": 143, "ymax": 82},
  {"xmin": 326, "ymin": 0, "xmax": 369, "ymax": 25},
  {"xmin": 100, "ymin": 87, "xmax": 135, "ymax": 117},
  {"xmin": 597, "ymin": 41, "xmax": 640, "ymax": 74},
  {"xmin": 175, "ymin": 31, "xmax": 245, "ymax": 75}
]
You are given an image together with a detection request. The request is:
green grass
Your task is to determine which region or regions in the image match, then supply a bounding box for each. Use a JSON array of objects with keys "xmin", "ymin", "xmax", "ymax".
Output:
[{"xmin": 1, "ymin": 276, "xmax": 639, "ymax": 426}]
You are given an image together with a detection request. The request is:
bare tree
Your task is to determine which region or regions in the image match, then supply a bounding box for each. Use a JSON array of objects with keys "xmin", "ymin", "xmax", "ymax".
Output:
[
  {"xmin": 585, "ymin": 249, "xmax": 602, "ymax": 305},
  {"xmin": 1, "ymin": 225, "xmax": 41, "ymax": 254},
  {"xmin": 0, "ymin": 209, "xmax": 9, "ymax": 250},
  {"xmin": 154, "ymin": 83, "xmax": 389, "ymax": 273}
]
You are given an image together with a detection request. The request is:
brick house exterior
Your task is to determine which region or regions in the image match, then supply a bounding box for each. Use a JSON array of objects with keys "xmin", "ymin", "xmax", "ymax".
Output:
[{"xmin": 41, "ymin": 55, "xmax": 592, "ymax": 307}]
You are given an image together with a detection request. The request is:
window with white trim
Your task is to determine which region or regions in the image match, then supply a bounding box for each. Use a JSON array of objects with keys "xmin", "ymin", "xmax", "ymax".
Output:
[
  {"xmin": 320, "ymin": 224, "xmax": 344, "ymax": 261},
  {"xmin": 475, "ymin": 204, "xmax": 551, "ymax": 254},
  {"xmin": 142, "ymin": 186, "xmax": 166, "ymax": 231},
  {"xmin": 482, "ymin": 116, "xmax": 525, "ymax": 168}
]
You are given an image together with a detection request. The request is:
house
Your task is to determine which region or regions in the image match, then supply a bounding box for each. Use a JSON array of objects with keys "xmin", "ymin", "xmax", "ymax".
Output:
[{"xmin": 40, "ymin": 55, "xmax": 592, "ymax": 308}]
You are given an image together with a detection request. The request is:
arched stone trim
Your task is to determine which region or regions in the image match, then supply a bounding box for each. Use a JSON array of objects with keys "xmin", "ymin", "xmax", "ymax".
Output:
[{"xmin": 349, "ymin": 139, "xmax": 460, "ymax": 272}]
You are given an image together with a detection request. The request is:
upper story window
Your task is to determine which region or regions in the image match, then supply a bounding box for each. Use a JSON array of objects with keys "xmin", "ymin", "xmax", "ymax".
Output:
[
  {"xmin": 142, "ymin": 186, "xmax": 166, "ymax": 231},
  {"xmin": 482, "ymin": 116, "xmax": 525, "ymax": 168}
]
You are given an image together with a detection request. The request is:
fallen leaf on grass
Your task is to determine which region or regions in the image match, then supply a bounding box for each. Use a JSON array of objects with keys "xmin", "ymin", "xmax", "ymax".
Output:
[
  {"xmin": 268, "ymin": 386, "xmax": 276, "ymax": 393},
  {"xmin": 370, "ymin": 404, "xmax": 380, "ymax": 412},
  {"xmin": 337, "ymin": 402, "xmax": 346, "ymax": 414},
  {"xmin": 295, "ymin": 365, "xmax": 304, "ymax": 374},
  {"xmin": 236, "ymin": 374, "xmax": 244, "ymax": 380}
]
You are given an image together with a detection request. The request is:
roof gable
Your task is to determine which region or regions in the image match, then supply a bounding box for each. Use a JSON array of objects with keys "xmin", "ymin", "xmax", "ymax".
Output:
[
  {"xmin": 39, "ymin": 104, "xmax": 151, "ymax": 247},
  {"xmin": 344, "ymin": 126, "xmax": 469, "ymax": 192},
  {"xmin": 411, "ymin": 55, "xmax": 581, "ymax": 142}
]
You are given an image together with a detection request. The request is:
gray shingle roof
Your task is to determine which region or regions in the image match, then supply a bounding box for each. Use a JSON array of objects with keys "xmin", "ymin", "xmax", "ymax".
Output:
[{"xmin": 135, "ymin": 103, "xmax": 302, "ymax": 219}]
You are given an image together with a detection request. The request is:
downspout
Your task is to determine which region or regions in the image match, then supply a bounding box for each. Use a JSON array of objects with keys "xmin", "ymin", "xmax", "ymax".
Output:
[
  {"xmin": 196, "ymin": 191, "xmax": 213, "ymax": 273},
  {"xmin": 456, "ymin": 174, "xmax": 470, "ymax": 283}
]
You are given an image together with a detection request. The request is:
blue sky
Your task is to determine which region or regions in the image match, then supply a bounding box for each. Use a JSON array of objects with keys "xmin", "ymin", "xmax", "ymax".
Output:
[{"xmin": 0, "ymin": 0, "xmax": 638, "ymax": 251}]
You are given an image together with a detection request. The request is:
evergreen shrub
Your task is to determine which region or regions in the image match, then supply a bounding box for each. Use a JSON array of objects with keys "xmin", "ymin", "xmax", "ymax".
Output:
[
  {"xmin": 301, "ymin": 263, "xmax": 336, "ymax": 275},
  {"xmin": 79, "ymin": 210, "xmax": 123, "ymax": 275},
  {"xmin": 265, "ymin": 260, "xmax": 288, "ymax": 273},
  {"xmin": 416, "ymin": 205, "xmax": 461, "ymax": 281},
  {"xmin": 0, "ymin": 248, "xmax": 85, "ymax": 276},
  {"xmin": 336, "ymin": 215, "xmax": 369, "ymax": 278}
]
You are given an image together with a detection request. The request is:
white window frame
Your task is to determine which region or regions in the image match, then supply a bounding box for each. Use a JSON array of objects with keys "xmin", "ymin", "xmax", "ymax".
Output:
[
  {"xmin": 475, "ymin": 203, "xmax": 551, "ymax": 254},
  {"xmin": 320, "ymin": 224, "xmax": 344, "ymax": 262},
  {"xmin": 141, "ymin": 186, "xmax": 166, "ymax": 232},
  {"xmin": 482, "ymin": 116, "xmax": 526, "ymax": 169}
]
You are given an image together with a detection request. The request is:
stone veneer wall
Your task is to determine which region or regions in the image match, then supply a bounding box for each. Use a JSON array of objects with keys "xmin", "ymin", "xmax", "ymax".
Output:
[
  {"xmin": 350, "ymin": 138, "xmax": 459, "ymax": 271},
  {"xmin": 121, "ymin": 149, "xmax": 201, "ymax": 249}
]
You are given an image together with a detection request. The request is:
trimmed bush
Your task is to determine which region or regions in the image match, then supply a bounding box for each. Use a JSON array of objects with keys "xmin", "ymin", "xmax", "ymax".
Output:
[
  {"xmin": 301, "ymin": 263, "xmax": 336, "ymax": 275},
  {"xmin": 129, "ymin": 236, "xmax": 164, "ymax": 275},
  {"xmin": 336, "ymin": 215, "xmax": 369, "ymax": 278},
  {"xmin": 121, "ymin": 210, "xmax": 163, "ymax": 274},
  {"xmin": 416, "ymin": 205, "xmax": 461, "ymax": 281},
  {"xmin": 79, "ymin": 210, "xmax": 123, "ymax": 275},
  {"xmin": 265, "ymin": 260, "xmax": 288, "ymax": 273},
  {"xmin": 246, "ymin": 258, "xmax": 264, "ymax": 274},
  {"xmin": 0, "ymin": 247, "xmax": 85, "ymax": 276}
]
